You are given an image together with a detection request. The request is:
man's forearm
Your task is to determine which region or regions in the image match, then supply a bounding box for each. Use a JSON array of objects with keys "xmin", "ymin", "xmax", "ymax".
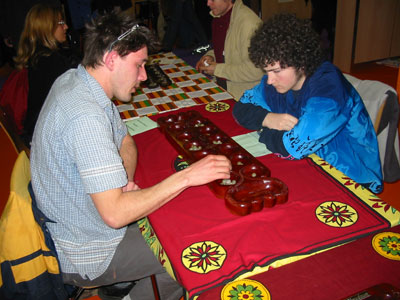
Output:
[{"xmin": 120, "ymin": 134, "xmax": 137, "ymax": 182}]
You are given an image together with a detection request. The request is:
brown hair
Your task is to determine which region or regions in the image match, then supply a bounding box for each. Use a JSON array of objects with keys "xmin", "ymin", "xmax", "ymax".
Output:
[
  {"xmin": 14, "ymin": 3, "xmax": 64, "ymax": 69},
  {"xmin": 82, "ymin": 9, "xmax": 159, "ymax": 68}
]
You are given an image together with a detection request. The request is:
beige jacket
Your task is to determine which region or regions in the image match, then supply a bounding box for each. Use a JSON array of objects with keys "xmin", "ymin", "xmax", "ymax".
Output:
[{"xmin": 207, "ymin": 0, "xmax": 264, "ymax": 100}]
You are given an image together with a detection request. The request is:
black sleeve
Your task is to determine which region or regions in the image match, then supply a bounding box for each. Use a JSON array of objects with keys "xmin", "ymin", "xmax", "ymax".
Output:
[
  {"xmin": 233, "ymin": 101, "xmax": 290, "ymax": 156},
  {"xmin": 232, "ymin": 101, "xmax": 269, "ymax": 130},
  {"xmin": 24, "ymin": 50, "xmax": 77, "ymax": 143},
  {"xmin": 259, "ymin": 128, "xmax": 289, "ymax": 156}
]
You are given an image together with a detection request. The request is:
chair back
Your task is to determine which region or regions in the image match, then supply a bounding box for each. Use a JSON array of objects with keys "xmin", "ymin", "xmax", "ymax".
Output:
[
  {"xmin": 397, "ymin": 66, "xmax": 400, "ymax": 100},
  {"xmin": 0, "ymin": 124, "xmax": 18, "ymax": 214},
  {"xmin": 0, "ymin": 106, "xmax": 30, "ymax": 156},
  {"xmin": 344, "ymin": 74, "xmax": 400, "ymax": 182},
  {"xmin": 0, "ymin": 151, "xmax": 68, "ymax": 300}
]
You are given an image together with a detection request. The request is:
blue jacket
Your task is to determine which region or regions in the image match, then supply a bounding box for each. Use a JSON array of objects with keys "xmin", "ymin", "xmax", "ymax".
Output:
[{"xmin": 233, "ymin": 61, "xmax": 383, "ymax": 193}]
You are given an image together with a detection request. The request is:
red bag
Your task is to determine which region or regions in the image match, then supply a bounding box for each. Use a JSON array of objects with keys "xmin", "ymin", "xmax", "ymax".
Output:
[{"xmin": 0, "ymin": 68, "xmax": 28, "ymax": 134}]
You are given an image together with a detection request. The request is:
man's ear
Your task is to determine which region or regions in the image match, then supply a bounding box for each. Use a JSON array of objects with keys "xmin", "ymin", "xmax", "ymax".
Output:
[{"xmin": 104, "ymin": 51, "xmax": 117, "ymax": 71}]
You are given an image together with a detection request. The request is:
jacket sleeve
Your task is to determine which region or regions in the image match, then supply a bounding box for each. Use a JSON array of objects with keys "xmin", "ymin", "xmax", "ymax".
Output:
[
  {"xmin": 233, "ymin": 101, "xmax": 290, "ymax": 156},
  {"xmin": 214, "ymin": 14, "xmax": 263, "ymax": 83},
  {"xmin": 283, "ymin": 96, "xmax": 349, "ymax": 159},
  {"xmin": 214, "ymin": 55, "xmax": 263, "ymax": 83},
  {"xmin": 232, "ymin": 79, "xmax": 269, "ymax": 129},
  {"xmin": 205, "ymin": 49, "xmax": 215, "ymax": 60},
  {"xmin": 233, "ymin": 101, "xmax": 267, "ymax": 130},
  {"xmin": 259, "ymin": 128, "xmax": 288, "ymax": 156}
]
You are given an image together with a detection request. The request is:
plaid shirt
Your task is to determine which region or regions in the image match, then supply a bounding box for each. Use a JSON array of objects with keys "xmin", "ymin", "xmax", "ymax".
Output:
[{"xmin": 31, "ymin": 65, "xmax": 128, "ymax": 279}]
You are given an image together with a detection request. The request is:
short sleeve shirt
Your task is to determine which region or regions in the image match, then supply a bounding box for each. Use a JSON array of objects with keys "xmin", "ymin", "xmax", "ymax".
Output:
[{"xmin": 30, "ymin": 65, "xmax": 128, "ymax": 279}]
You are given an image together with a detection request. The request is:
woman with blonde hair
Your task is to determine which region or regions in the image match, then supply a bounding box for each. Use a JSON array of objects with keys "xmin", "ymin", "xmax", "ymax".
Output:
[{"xmin": 15, "ymin": 2, "xmax": 79, "ymax": 147}]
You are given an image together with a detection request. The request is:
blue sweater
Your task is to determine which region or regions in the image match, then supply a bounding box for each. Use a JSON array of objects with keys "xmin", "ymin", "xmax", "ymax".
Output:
[{"xmin": 233, "ymin": 61, "xmax": 383, "ymax": 193}]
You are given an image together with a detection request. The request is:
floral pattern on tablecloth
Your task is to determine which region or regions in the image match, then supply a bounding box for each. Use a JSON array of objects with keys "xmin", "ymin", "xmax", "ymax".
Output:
[
  {"xmin": 372, "ymin": 231, "xmax": 400, "ymax": 261},
  {"xmin": 316, "ymin": 201, "xmax": 358, "ymax": 227},
  {"xmin": 182, "ymin": 241, "xmax": 227, "ymax": 274},
  {"xmin": 220, "ymin": 279, "xmax": 270, "ymax": 300}
]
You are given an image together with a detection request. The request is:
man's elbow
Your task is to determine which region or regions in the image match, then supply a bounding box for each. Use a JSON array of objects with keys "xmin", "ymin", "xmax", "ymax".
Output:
[{"xmin": 101, "ymin": 213, "xmax": 125, "ymax": 229}]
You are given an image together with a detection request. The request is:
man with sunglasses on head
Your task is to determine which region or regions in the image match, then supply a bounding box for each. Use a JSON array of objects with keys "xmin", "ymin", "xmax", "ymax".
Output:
[{"xmin": 30, "ymin": 10, "xmax": 231, "ymax": 300}]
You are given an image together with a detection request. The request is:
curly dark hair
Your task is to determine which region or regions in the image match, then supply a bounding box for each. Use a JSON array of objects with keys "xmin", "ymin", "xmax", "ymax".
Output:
[
  {"xmin": 82, "ymin": 9, "xmax": 160, "ymax": 68},
  {"xmin": 249, "ymin": 14, "xmax": 324, "ymax": 77}
]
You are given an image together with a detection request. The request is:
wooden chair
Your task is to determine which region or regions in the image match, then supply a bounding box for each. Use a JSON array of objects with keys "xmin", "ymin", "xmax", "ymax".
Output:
[
  {"xmin": 0, "ymin": 125, "xmax": 18, "ymax": 214},
  {"xmin": 397, "ymin": 66, "xmax": 400, "ymax": 99},
  {"xmin": 0, "ymin": 151, "xmax": 68, "ymax": 299},
  {"xmin": 0, "ymin": 149, "xmax": 161, "ymax": 300},
  {"xmin": 0, "ymin": 105, "xmax": 27, "ymax": 215}
]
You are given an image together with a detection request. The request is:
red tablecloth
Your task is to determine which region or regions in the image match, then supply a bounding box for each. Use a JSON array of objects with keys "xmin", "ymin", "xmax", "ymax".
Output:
[
  {"xmin": 133, "ymin": 100, "xmax": 392, "ymax": 299},
  {"xmin": 198, "ymin": 225, "xmax": 400, "ymax": 300}
]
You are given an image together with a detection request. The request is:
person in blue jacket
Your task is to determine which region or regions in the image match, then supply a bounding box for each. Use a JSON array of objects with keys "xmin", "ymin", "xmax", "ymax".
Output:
[{"xmin": 233, "ymin": 14, "xmax": 383, "ymax": 193}]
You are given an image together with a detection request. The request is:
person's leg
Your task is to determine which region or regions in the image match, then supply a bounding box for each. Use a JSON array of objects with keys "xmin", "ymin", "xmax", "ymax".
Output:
[
  {"xmin": 126, "ymin": 272, "xmax": 184, "ymax": 300},
  {"xmin": 178, "ymin": 19, "xmax": 195, "ymax": 49},
  {"xmin": 63, "ymin": 222, "xmax": 183, "ymax": 299},
  {"xmin": 162, "ymin": 0, "xmax": 184, "ymax": 51},
  {"xmin": 182, "ymin": 0, "xmax": 208, "ymax": 46}
]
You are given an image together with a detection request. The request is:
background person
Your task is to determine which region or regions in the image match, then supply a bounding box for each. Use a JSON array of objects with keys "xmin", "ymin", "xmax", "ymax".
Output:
[
  {"xmin": 195, "ymin": 0, "xmax": 263, "ymax": 100},
  {"xmin": 30, "ymin": 9, "xmax": 231, "ymax": 300},
  {"xmin": 161, "ymin": 0, "xmax": 209, "ymax": 52},
  {"xmin": 0, "ymin": 0, "xmax": 61, "ymax": 64},
  {"xmin": 233, "ymin": 14, "xmax": 382, "ymax": 193},
  {"xmin": 14, "ymin": 3, "xmax": 80, "ymax": 147}
]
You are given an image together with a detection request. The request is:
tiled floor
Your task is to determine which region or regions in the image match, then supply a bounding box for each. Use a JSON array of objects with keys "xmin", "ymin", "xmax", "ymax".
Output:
[{"xmin": 349, "ymin": 61, "xmax": 399, "ymax": 90}]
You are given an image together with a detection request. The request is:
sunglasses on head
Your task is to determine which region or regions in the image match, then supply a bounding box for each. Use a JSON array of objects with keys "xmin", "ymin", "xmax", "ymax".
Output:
[{"xmin": 108, "ymin": 24, "xmax": 140, "ymax": 52}]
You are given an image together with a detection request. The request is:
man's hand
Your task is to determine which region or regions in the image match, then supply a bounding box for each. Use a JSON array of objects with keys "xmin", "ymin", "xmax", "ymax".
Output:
[
  {"xmin": 91, "ymin": 155, "xmax": 230, "ymax": 229},
  {"xmin": 196, "ymin": 55, "xmax": 214, "ymax": 72},
  {"xmin": 262, "ymin": 113, "xmax": 298, "ymax": 131},
  {"xmin": 183, "ymin": 154, "xmax": 231, "ymax": 187},
  {"xmin": 198, "ymin": 61, "xmax": 217, "ymax": 76},
  {"xmin": 122, "ymin": 181, "xmax": 140, "ymax": 192}
]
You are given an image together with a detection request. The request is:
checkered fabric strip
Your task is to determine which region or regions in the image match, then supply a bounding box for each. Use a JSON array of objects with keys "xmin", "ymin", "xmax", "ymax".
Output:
[
  {"xmin": 132, "ymin": 100, "xmax": 153, "ymax": 109},
  {"xmin": 120, "ymin": 110, "xmax": 138, "ymax": 119},
  {"xmin": 181, "ymin": 86, "xmax": 202, "ymax": 92},
  {"xmin": 193, "ymin": 77, "xmax": 212, "ymax": 84},
  {"xmin": 183, "ymin": 69, "xmax": 198, "ymax": 75},
  {"xmin": 154, "ymin": 102, "xmax": 179, "ymax": 112},
  {"xmin": 171, "ymin": 76, "xmax": 191, "ymax": 83},
  {"xmin": 145, "ymin": 90, "xmax": 167, "ymax": 99},
  {"xmin": 168, "ymin": 93, "xmax": 189, "ymax": 101},
  {"xmin": 205, "ymin": 87, "xmax": 225, "ymax": 94},
  {"xmin": 192, "ymin": 95, "xmax": 215, "ymax": 104},
  {"xmin": 164, "ymin": 68, "xmax": 180, "ymax": 74},
  {"xmin": 112, "ymin": 52, "xmax": 233, "ymax": 121}
]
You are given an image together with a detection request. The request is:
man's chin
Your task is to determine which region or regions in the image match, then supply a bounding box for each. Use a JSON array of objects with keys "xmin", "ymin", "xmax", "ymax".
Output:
[
  {"xmin": 117, "ymin": 95, "xmax": 133, "ymax": 103},
  {"xmin": 211, "ymin": 9, "xmax": 220, "ymax": 16},
  {"xmin": 275, "ymin": 87, "xmax": 288, "ymax": 94}
]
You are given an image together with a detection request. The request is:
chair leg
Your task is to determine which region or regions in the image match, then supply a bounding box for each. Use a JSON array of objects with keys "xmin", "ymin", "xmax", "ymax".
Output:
[
  {"xmin": 70, "ymin": 277, "xmax": 159, "ymax": 300},
  {"xmin": 69, "ymin": 287, "xmax": 85, "ymax": 300},
  {"xmin": 150, "ymin": 274, "xmax": 161, "ymax": 300}
]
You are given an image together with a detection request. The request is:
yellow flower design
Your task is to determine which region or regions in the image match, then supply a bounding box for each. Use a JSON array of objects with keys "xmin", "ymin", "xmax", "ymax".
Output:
[
  {"xmin": 316, "ymin": 201, "xmax": 358, "ymax": 227},
  {"xmin": 182, "ymin": 241, "xmax": 227, "ymax": 274}
]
